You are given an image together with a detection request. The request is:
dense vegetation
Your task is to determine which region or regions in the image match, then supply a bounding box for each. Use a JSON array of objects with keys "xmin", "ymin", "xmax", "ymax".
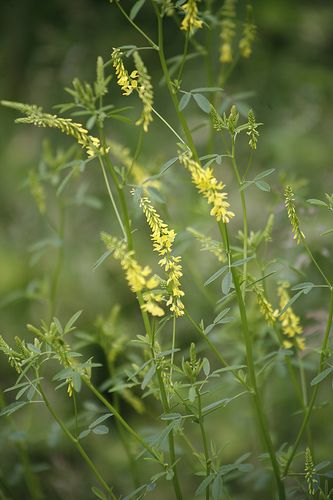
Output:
[{"xmin": 1, "ymin": 1, "xmax": 333, "ymax": 499}]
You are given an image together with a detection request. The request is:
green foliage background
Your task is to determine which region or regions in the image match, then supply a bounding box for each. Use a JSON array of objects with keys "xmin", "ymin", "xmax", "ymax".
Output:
[{"xmin": 1, "ymin": 1, "xmax": 333, "ymax": 498}]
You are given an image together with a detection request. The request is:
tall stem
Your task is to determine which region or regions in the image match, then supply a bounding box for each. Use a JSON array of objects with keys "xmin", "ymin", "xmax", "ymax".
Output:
[
  {"xmin": 38, "ymin": 382, "xmax": 115, "ymax": 498},
  {"xmin": 283, "ymin": 289, "xmax": 333, "ymax": 477},
  {"xmin": 218, "ymin": 222, "xmax": 285, "ymax": 499},
  {"xmin": 196, "ymin": 388, "xmax": 211, "ymax": 500}
]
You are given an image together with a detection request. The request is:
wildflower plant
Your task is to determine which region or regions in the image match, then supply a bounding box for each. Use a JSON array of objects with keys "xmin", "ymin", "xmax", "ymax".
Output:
[{"xmin": 1, "ymin": 2, "xmax": 333, "ymax": 500}]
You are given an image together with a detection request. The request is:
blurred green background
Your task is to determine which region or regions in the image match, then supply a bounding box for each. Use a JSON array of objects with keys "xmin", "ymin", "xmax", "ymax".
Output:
[{"xmin": 1, "ymin": 0, "xmax": 333, "ymax": 498}]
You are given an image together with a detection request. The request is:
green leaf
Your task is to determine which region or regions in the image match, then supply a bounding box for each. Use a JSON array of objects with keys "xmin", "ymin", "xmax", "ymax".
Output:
[
  {"xmin": 130, "ymin": 0, "xmax": 146, "ymax": 20},
  {"xmin": 193, "ymin": 93, "xmax": 211, "ymax": 113},
  {"xmin": 160, "ymin": 413, "xmax": 182, "ymax": 421},
  {"xmin": 141, "ymin": 364, "xmax": 156, "ymax": 390},
  {"xmin": 191, "ymin": 87, "xmax": 223, "ymax": 93},
  {"xmin": 310, "ymin": 367, "xmax": 333, "ymax": 386},
  {"xmin": 0, "ymin": 401, "xmax": 27, "ymax": 417},
  {"xmin": 231, "ymin": 255, "xmax": 255, "ymax": 268},
  {"xmin": 78, "ymin": 429, "xmax": 91, "ymax": 440},
  {"xmin": 221, "ymin": 271, "xmax": 232, "ymax": 295},
  {"xmin": 291, "ymin": 282, "xmax": 314, "ymax": 294},
  {"xmin": 307, "ymin": 198, "xmax": 328, "ymax": 207},
  {"xmin": 53, "ymin": 317, "xmax": 63, "ymax": 334},
  {"xmin": 320, "ymin": 228, "xmax": 333, "ymax": 237},
  {"xmin": 253, "ymin": 168, "xmax": 275, "ymax": 181},
  {"xmin": 255, "ymin": 180, "xmax": 270, "ymax": 192},
  {"xmin": 90, "ymin": 413, "xmax": 113, "ymax": 428},
  {"xmin": 92, "ymin": 425, "xmax": 109, "ymax": 435},
  {"xmin": 91, "ymin": 486, "xmax": 108, "ymax": 500},
  {"xmin": 211, "ymin": 475, "xmax": 223, "ymax": 500},
  {"xmin": 214, "ymin": 308, "xmax": 230, "ymax": 323},
  {"xmin": 92, "ymin": 250, "xmax": 113, "ymax": 271},
  {"xmin": 179, "ymin": 92, "xmax": 191, "ymax": 111},
  {"xmin": 64, "ymin": 310, "xmax": 83, "ymax": 333},
  {"xmin": 204, "ymin": 323, "xmax": 215, "ymax": 335},
  {"xmin": 204, "ymin": 265, "xmax": 228, "ymax": 286},
  {"xmin": 202, "ymin": 358, "xmax": 210, "ymax": 377},
  {"xmin": 195, "ymin": 474, "xmax": 215, "ymax": 496},
  {"xmin": 188, "ymin": 386, "xmax": 196, "ymax": 403},
  {"xmin": 279, "ymin": 290, "xmax": 304, "ymax": 316}
]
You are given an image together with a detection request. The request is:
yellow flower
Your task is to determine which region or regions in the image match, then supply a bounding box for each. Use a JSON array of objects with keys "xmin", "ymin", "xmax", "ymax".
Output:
[
  {"xmin": 239, "ymin": 5, "xmax": 256, "ymax": 59},
  {"xmin": 111, "ymin": 48, "xmax": 138, "ymax": 96},
  {"xmin": 101, "ymin": 233, "xmax": 165, "ymax": 317},
  {"xmin": 255, "ymin": 286, "xmax": 278, "ymax": 325},
  {"xmin": 181, "ymin": 0, "xmax": 203, "ymax": 32},
  {"xmin": 179, "ymin": 150, "xmax": 235, "ymax": 223},
  {"xmin": 139, "ymin": 197, "xmax": 184, "ymax": 317},
  {"xmin": 133, "ymin": 52, "xmax": 154, "ymax": 133},
  {"xmin": 278, "ymin": 282, "xmax": 304, "ymax": 350},
  {"xmin": 284, "ymin": 185, "xmax": 304, "ymax": 245},
  {"xmin": 220, "ymin": 0, "xmax": 236, "ymax": 63}
]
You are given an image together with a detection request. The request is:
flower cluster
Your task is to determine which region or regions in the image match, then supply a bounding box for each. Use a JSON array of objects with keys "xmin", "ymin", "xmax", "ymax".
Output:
[
  {"xmin": 278, "ymin": 282, "xmax": 305, "ymax": 350},
  {"xmin": 180, "ymin": 0, "xmax": 203, "ymax": 32},
  {"xmin": 133, "ymin": 51, "xmax": 154, "ymax": 132},
  {"xmin": 284, "ymin": 185, "xmax": 304, "ymax": 244},
  {"xmin": 187, "ymin": 227, "xmax": 226, "ymax": 262},
  {"xmin": 1, "ymin": 100, "xmax": 108, "ymax": 158},
  {"xmin": 219, "ymin": 0, "xmax": 236, "ymax": 63},
  {"xmin": 254, "ymin": 286, "xmax": 278, "ymax": 325},
  {"xmin": 239, "ymin": 5, "xmax": 256, "ymax": 58},
  {"xmin": 179, "ymin": 150, "xmax": 235, "ymax": 223},
  {"xmin": 111, "ymin": 48, "xmax": 138, "ymax": 96},
  {"xmin": 101, "ymin": 233, "xmax": 165, "ymax": 317},
  {"xmin": 247, "ymin": 109, "xmax": 260, "ymax": 150},
  {"xmin": 139, "ymin": 197, "xmax": 185, "ymax": 317},
  {"xmin": 305, "ymin": 447, "xmax": 319, "ymax": 495}
]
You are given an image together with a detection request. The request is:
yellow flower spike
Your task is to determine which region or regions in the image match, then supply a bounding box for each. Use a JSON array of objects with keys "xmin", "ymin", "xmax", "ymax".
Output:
[
  {"xmin": 181, "ymin": 0, "xmax": 203, "ymax": 32},
  {"xmin": 133, "ymin": 51, "xmax": 154, "ymax": 133},
  {"xmin": 179, "ymin": 150, "xmax": 235, "ymax": 224},
  {"xmin": 284, "ymin": 185, "xmax": 305, "ymax": 245},
  {"xmin": 254, "ymin": 286, "xmax": 278, "ymax": 325},
  {"xmin": 101, "ymin": 233, "xmax": 165, "ymax": 317},
  {"xmin": 139, "ymin": 197, "xmax": 184, "ymax": 317},
  {"xmin": 111, "ymin": 48, "xmax": 138, "ymax": 96},
  {"xmin": 239, "ymin": 5, "xmax": 256, "ymax": 59},
  {"xmin": 219, "ymin": 0, "xmax": 236, "ymax": 63},
  {"xmin": 278, "ymin": 282, "xmax": 305, "ymax": 350}
]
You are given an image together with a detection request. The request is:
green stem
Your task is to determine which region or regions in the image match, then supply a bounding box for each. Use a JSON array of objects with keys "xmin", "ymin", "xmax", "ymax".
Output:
[
  {"xmin": 302, "ymin": 239, "xmax": 331, "ymax": 288},
  {"xmin": 231, "ymin": 137, "xmax": 248, "ymax": 297},
  {"xmin": 283, "ymin": 289, "xmax": 333, "ymax": 477},
  {"xmin": 114, "ymin": 0, "xmax": 159, "ymax": 50},
  {"xmin": 83, "ymin": 378, "xmax": 161, "ymax": 463},
  {"xmin": 184, "ymin": 308, "xmax": 247, "ymax": 389},
  {"xmin": 38, "ymin": 383, "xmax": 115, "ymax": 498},
  {"xmin": 218, "ymin": 222, "xmax": 285, "ymax": 500},
  {"xmin": 196, "ymin": 388, "xmax": 211, "ymax": 500},
  {"xmin": 98, "ymin": 156, "xmax": 127, "ymax": 241},
  {"xmin": 49, "ymin": 202, "xmax": 65, "ymax": 321}
]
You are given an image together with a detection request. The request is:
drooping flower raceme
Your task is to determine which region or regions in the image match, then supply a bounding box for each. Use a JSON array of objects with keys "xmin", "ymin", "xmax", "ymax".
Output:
[
  {"xmin": 139, "ymin": 197, "xmax": 185, "ymax": 317},
  {"xmin": 133, "ymin": 51, "xmax": 154, "ymax": 133},
  {"xmin": 180, "ymin": 0, "xmax": 203, "ymax": 32},
  {"xmin": 179, "ymin": 150, "xmax": 235, "ymax": 224},
  {"xmin": 111, "ymin": 48, "xmax": 138, "ymax": 96},
  {"xmin": 101, "ymin": 233, "xmax": 165, "ymax": 317},
  {"xmin": 284, "ymin": 185, "xmax": 305, "ymax": 244},
  {"xmin": 278, "ymin": 282, "xmax": 305, "ymax": 350}
]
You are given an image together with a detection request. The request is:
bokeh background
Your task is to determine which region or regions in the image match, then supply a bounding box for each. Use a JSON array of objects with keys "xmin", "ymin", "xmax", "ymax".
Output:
[{"xmin": 1, "ymin": 0, "xmax": 333, "ymax": 498}]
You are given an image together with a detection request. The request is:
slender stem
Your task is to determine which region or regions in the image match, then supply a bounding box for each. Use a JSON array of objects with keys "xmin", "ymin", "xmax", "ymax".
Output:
[
  {"xmin": 114, "ymin": 0, "xmax": 159, "ymax": 50},
  {"xmin": 218, "ymin": 222, "xmax": 286, "ymax": 499},
  {"xmin": 38, "ymin": 382, "xmax": 115, "ymax": 498},
  {"xmin": 138, "ymin": 299, "xmax": 183, "ymax": 500},
  {"xmin": 49, "ymin": 202, "xmax": 65, "ymax": 321},
  {"xmin": 98, "ymin": 156, "xmax": 127, "ymax": 241},
  {"xmin": 283, "ymin": 289, "xmax": 333, "ymax": 477},
  {"xmin": 83, "ymin": 377, "xmax": 161, "ymax": 463},
  {"xmin": 184, "ymin": 308, "xmax": 247, "ymax": 389},
  {"xmin": 177, "ymin": 32, "xmax": 189, "ymax": 83},
  {"xmin": 196, "ymin": 388, "xmax": 211, "ymax": 500},
  {"xmin": 302, "ymin": 238, "xmax": 331, "ymax": 288},
  {"xmin": 151, "ymin": 107, "xmax": 186, "ymax": 145},
  {"xmin": 170, "ymin": 314, "xmax": 176, "ymax": 384},
  {"xmin": 231, "ymin": 137, "xmax": 248, "ymax": 297}
]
